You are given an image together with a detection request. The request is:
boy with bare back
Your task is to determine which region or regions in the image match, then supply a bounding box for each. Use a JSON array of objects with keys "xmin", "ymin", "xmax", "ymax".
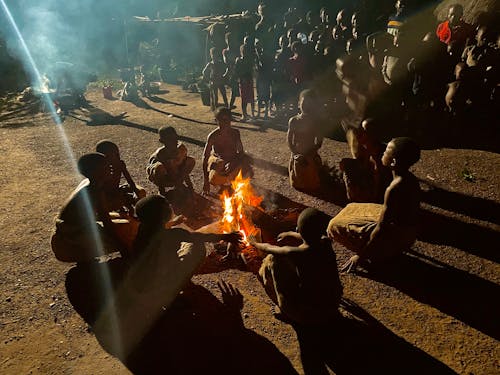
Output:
[
  {"xmin": 96, "ymin": 140, "xmax": 146, "ymax": 213},
  {"xmin": 288, "ymin": 89, "xmax": 324, "ymax": 192},
  {"xmin": 252, "ymin": 208, "xmax": 343, "ymax": 325},
  {"xmin": 328, "ymin": 137, "xmax": 421, "ymax": 272},
  {"xmin": 202, "ymin": 107, "xmax": 253, "ymax": 194},
  {"xmin": 147, "ymin": 126, "xmax": 195, "ymax": 196},
  {"xmin": 51, "ymin": 153, "xmax": 137, "ymax": 262}
]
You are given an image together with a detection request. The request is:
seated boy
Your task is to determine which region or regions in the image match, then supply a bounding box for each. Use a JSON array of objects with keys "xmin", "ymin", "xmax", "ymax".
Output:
[
  {"xmin": 51, "ymin": 153, "xmax": 138, "ymax": 263},
  {"xmin": 341, "ymin": 118, "xmax": 391, "ymax": 203},
  {"xmin": 328, "ymin": 137, "xmax": 421, "ymax": 272},
  {"xmin": 96, "ymin": 140, "xmax": 146, "ymax": 213},
  {"xmin": 202, "ymin": 107, "xmax": 253, "ymax": 194},
  {"xmin": 147, "ymin": 126, "xmax": 195, "ymax": 196},
  {"xmin": 252, "ymin": 208, "xmax": 343, "ymax": 326},
  {"xmin": 288, "ymin": 89, "xmax": 324, "ymax": 192},
  {"xmin": 96, "ymin": 194, "xmax": 242, "ymax": 356}
]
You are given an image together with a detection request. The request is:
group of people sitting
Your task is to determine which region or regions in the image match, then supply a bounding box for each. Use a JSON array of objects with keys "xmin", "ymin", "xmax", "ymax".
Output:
[
  {"xmin": 201, "ymin": 1, "xmax": 498, "ymax": 136},
  {"xmin": 51, "ymin": 96, "xmax": 422, "ymax": 332}
]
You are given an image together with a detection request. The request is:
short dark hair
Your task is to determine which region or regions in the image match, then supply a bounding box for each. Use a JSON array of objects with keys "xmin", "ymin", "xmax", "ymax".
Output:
[
  {"xmin": 77, "ymin": 153, "xmax": 106, "ymax": 179},
  {"xmin": 297, "ymin": 208, "xmax": 330, "ymax": 245},
  {"xmin": 450, "ymin": 3, "xmax": 463, "ymax": 14},
  {"xmin": 214, "ymin": 106, "xmax": 231, "ymax": 120},
  {"xmin": 135, "ymin": 195, "xmax": 172, "ymax": 225},
  {"xmin": 95, "ymin": 140, "xmax": 119, "ymax": 155},
  {"xmin": 158, "ymin": 126, "xmax": 178, "ymax": 140},
  {"xmin": 391, "ymin": 137, "xmax": 420, "ymax": 169}
]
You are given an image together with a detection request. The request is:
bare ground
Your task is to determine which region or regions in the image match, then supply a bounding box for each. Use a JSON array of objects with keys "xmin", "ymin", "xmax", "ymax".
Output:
[{"xmin": 0, "ymin": 83, "xmax": 499, "ymax": 374}]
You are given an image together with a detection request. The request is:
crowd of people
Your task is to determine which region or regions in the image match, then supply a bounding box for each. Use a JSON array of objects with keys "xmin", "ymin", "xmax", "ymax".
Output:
[
  {"xmin": 50, "ymin": 1, "xmax": 498, "ymax": 373},
  {"xmin": 201, "ymin": 2, "xmax": 499, "ymax": 132}
]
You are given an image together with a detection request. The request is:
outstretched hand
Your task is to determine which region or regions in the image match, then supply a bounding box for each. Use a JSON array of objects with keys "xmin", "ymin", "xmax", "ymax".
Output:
[
  {"xmin": 340, "ymin": 255, "xmax": 360, "ymax": 273},
  {"xmin": 218, "ymin": 279, "xmax": 243, "ymax": 311},
  {"xmin": 225, "ymin": 231, "xmax": 244, "ymax": 245}
]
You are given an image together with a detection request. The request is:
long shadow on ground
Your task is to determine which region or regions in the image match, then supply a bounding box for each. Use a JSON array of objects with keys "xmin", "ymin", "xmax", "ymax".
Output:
[
  {"xmin": 66, "ymin": 261, "xmax": 298, "ymax": 375},
  {"xmin": 356, "ymin": 251, "xmax": 500, "ymax": 340},
  {"xmin": 420, "ymin": 180, "xmax": 500, "ymax": 224},
  {"xmin": 292, "ymin": 299, "xmax": 456, "ymax": 374},
  {"xmin": 418, "ymin": 207, "xmax": 500, "ymax": 263}
]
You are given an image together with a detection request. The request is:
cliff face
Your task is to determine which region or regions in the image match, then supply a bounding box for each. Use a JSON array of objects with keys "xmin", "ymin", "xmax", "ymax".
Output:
[{"xmin": 434, "ymin": 0, "xmax": 500, "ymax": 23}]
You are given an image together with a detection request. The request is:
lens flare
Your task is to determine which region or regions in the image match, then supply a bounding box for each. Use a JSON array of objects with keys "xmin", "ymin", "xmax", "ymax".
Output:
[{"xmin": 1, "ymin": 0, "xmax": 123, "ymax": 358}]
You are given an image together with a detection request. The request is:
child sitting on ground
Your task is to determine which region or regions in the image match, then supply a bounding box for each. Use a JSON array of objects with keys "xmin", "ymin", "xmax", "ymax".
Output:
[
  {"xmin": 202, "ymin": 47, "xmax": 229, "ymax": 110},
  {"xmin": 96, "ymin": 140, "xmax": 146, "ymax": 213},
  {"xmin": 328, "ymin": 137, "xmax": 421, "ymax": 273},
  {"xmin": 51, "ymin": 153, "xmax": 138, "ymax": 262},
  {"xmin": 202, "ymin": 107, "xmax": 253, "ymax": 194},
  {"xmin": 147, "ymin": 126, "xmax": 195, "ymax": 196},
  {"xmin": 99, "ymin": 194, "xmax": 242, "ymax": 355},
  {"xmin": 252, "ymin": 208, "xmax": 343, "ymax": 326},
  {"xmin": 288, "ymin": 89, "xmax": 324, "ymax": 192},
  {"xmin": 340, "ymin": 118, "xmax": 391, "ymax": 203}
]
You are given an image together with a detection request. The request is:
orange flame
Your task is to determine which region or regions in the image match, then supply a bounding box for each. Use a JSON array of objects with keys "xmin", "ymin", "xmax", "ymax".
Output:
[{"xmin": 220, "ymin": 170, "xmax": 263, "ymax": 245}]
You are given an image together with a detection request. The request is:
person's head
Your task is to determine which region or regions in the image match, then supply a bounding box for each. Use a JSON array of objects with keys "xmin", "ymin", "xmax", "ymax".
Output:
[
  {"xmin": 257, "ymin": 3, "xmax": 266, "ymax": 17},
  {"xmin": 320, "ymin": 7, "xmax": 330, "ymax": 24},
  {"xmin": 296, "ymin": 208, "xmax": 330, "ymax": 245},
  {"xmin": 239, "ymin": 43, "xmax": 247, "ymax": 57},
  {"xmin": 291, "ymin": 40, "xmax": 302, "ymax": 55},
  {"xmin": 346, "ymin": 38, "xmax": 354, "ymax": 55},
  {"xmin": 278, "ymin": 34, "xmax": 286, "ymax": 49},
  {"xmin": 305, "ymin": 10, "xmax": 313, "ymax": 25},
  {"xmin": 395, "ymin": 0, "xmax": 407, "ymax": 16},
  {"xmin": 135, "ymin": 195, "xmax": 173, "ymax": 227},
  {"xmin": 158, "ymin": 126, "xmax": 179, "ymax": 148},
  {"xmin": 95, "ymin": 140, "xmax": 120, "ymax": 162},
  {"xmin": 309, "ymin": 29, "xmax": 320, "ymax": 43},
  {"xmin": 225, "ymin": 32, "xmax": 233, "ymax": 47},
  {"xmin": 382, "ymin": 137, "xmax": 420, "ymax": 171},
  {"xmin": 454, "ymin": 62, "xmax": 467, "ymax": 80},
  {"xmin": 332, "ymin": 25, "xmax": 341, "ymax": 40},
  {"xmin": 209, "ymin": 47, "xmax": 218, "ymax": 61},
  {"xmin": 77, "ymin": 152, "xmax": 108, "ymax": 184},
  {"xmin": 447, "ymin": 4, "xmax": 463, "ymax": 26},
  {"xmin": 336, "ymin": 9, "xmax": 347, "ymax": 27},
  {"xmin": 298, "ymin": 89, "xmax": 317, "ymax": 115},
  {"xmin": 287, "ymin": 27, "xmax": 297, "ymax": 44},
  {"xmin": 214, "ymin": 106, "xmax": 232, "ymax": 128},
  {"xmin": 357, "ymin": 118, "xmax": 380, "ymax": 147},
  {"xmin": 475, "ymin": 25, "xmax": 493, "ymax": 47}
]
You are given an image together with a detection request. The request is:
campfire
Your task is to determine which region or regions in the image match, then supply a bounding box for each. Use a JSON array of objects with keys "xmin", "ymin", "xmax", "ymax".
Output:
[
  {"xmin": 220, "ymin": 171, "xmax": 263, "ymax": 246},
  {"xmin": 197, "ymin": 170, "xmax": 301, "ymax": 273}
]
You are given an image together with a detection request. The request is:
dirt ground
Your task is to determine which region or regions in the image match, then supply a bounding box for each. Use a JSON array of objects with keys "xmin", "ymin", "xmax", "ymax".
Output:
[{"xmin": 0, "ymin": 83, "xmax": 498, "ymax": 374}]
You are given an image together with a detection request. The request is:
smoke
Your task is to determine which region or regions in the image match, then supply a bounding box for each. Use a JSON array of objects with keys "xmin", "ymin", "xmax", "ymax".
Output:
[{"xmin": 0, "ymin": 0, "xmax": 133, "ymax": 80}]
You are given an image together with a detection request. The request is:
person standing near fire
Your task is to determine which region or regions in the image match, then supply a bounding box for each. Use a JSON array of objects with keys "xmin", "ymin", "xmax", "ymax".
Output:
[{"xmin": 202, "ymin": 107, "xmax": 253, "ymax": 194}]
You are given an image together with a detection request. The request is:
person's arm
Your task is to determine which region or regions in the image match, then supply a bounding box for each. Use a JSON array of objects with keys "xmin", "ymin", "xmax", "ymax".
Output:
[
  {"xmin": 120, "ymin": 160, "xmax": 138, "ymax": 193},
  {"xmin": 202, "ymin": 134, "xmax": 214, "ymax": 194},
  {"xmin": 202, "ymin": 62, "xmax": 211, "ymax": 81},
  {"xmin": 234, "ymin": 130, "xmax": 244, "ymax": 155},
  {"xmin": 277, "ymin": 231, "xmax": 302, "ymax": 242},
  {"xmin": 171, "ymin": 228, "xmax": 242, "ymax": 245},
  {"xmin": 251, "ymin": 241, "xmax": 304, "ymax": 255},
  {"xmin": 287, "ymin": 118, "xmax": 298, "ymax": 154}
]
